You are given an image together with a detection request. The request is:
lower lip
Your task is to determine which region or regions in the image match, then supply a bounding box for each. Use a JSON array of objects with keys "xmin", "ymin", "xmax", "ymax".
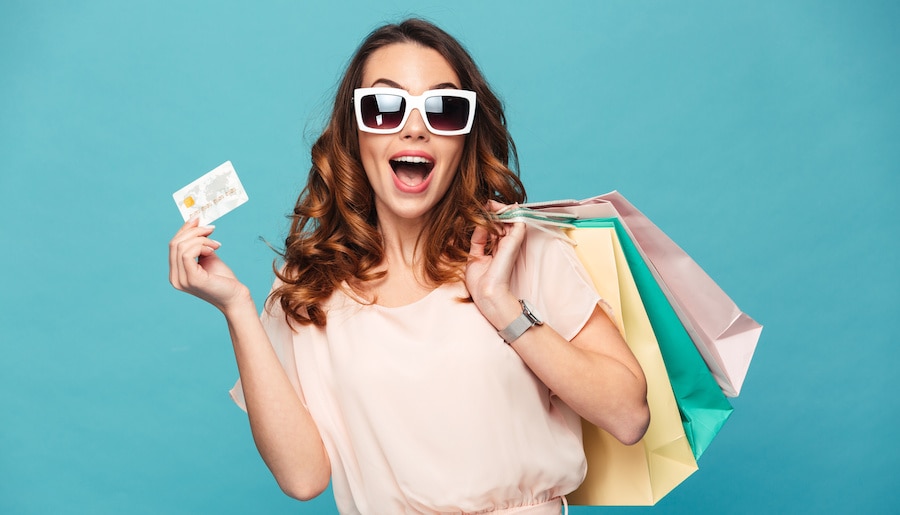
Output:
[{"xmin": 392, "ymin": 169, "xmax": 433, "ymax": 194}]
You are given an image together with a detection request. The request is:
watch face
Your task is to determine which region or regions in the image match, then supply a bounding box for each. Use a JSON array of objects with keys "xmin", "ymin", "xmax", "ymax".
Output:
[{"xmin": 522, "ymin": 300, "xmax": 543, "ymax": 325}]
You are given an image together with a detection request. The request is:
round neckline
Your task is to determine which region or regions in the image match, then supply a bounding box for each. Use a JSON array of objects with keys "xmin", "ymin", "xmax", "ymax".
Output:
[
  {"xmin": 340, "ymin": 281, "xmax": 467, "ymax": 311},
  {"xmin": 374, "ymin": 281, "xmax": 467, "ymax": 310}
]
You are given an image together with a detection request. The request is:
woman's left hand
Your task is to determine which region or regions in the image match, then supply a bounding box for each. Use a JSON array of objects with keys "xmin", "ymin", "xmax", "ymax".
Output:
[{"xmin": 465, "ymin": 201, "xmax": 526, "ymax": 330}]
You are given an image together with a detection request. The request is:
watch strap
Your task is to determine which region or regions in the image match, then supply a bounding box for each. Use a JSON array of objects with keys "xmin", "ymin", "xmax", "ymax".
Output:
[{"xmin": 498, "ymin": 300, "xmax": 543, "ymax": 344}]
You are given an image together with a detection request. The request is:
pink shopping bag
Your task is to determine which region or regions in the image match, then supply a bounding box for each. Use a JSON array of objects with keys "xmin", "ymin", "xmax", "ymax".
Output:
[{"xmin": 521, "ymin": 191, "xmax": 761, "ymax": 397}]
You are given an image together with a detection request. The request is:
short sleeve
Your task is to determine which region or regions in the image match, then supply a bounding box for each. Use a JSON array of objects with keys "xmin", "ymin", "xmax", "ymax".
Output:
[
  {"xmin": 509, "ymin": 225, "xmax": 603, "ymax": 341},
  {"xmin": 229, "ymin": 284, "xmax": 307, "ymax": 411}
]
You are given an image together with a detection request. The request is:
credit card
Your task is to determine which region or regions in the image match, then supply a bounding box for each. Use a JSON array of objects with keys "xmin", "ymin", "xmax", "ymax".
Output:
[{"xmin": 172, "ymin": 161, "xmax": 249, "ymax": 225}]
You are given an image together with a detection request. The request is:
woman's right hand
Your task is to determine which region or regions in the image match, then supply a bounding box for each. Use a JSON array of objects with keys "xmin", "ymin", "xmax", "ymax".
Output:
[{"xmin": 168, "ymin": 218, "xmax": 250, "ymax": 313}]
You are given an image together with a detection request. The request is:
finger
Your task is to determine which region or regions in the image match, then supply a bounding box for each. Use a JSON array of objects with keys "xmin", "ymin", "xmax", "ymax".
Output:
[
  {"xmin": 179, "ymin": 239, "xmax": 208, "ymax": 288},
  {"xmin": 485, "ymin": 199, "xmax": 514, "ymax": 214},
  {"xmin": 173, "ymin": 217, "xmax": 201, "ymax": 238},
  {"xmin": 184, "ymin": 224, "xmax": 216, "ymax": 241},
  {"xmin": 169, "ymin": 230, "xmax": 220, "ymax": 287},
  {"xmin": 169, "ymin": 222, "xmax": 214, "ymax": 272},
  {"xmin": 173, "ymin": 235, "xmax": 199, "ymax": 289},
  {"xmin": 169, "ymin": 222, "xmax": 216, "ymax": 256},
  {"xmin": 491, "ymin": 222, "xmax": 526, "ymax": 270},
  {"xmin": 503, "ymin": 222, "xmax": 526, "ymax": 249},
  {"xmin": 198, "ymin": 250, "xmax": 228, "ymax": 276},
  {"xmin": 199, "ymin": 244, "xmax": 218, "ymax": 257},
  {"xmin": 175, "ymin": 235, "xmax": 220, "ymax": 289},
  {"xmin": 172, "ymin": 221, "xmax": 215, "ymax": 246},
  {"xmin": 169, "ymin": 228, "xmax": 191, "ymax": 287},
  {"xmin": 469, "ymin": 225, "xmax": 490, "ymax": 258},
  {"xmin": 185, "ymin": 236, "xmax": 222, "ymax": 265}
]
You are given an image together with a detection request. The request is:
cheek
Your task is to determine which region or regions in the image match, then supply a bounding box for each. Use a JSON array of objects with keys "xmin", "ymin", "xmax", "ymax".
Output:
[
  {"xmin": 442, "ymin": 139, "xmax": 466, "ymax": 175},
  {"xmin": 437, "ymin": 144, "xmax": 465, "ymax": 194}
]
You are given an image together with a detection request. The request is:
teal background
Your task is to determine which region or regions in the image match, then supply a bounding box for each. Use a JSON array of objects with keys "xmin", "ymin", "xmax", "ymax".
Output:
[{"xmin": 1, "ymin": 1, "xmax": 896, "ymax": 513}]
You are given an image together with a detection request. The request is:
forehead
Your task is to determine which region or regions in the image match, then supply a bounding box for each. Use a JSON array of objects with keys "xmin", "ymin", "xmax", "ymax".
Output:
[{"xmin": 361, "ymin": 42, "xmax": 460, "ymax": 92}]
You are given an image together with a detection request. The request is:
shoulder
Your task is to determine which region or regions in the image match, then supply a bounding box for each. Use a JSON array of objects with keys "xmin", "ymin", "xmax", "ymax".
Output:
[
  {"xmin": 512, "ymin": 226, "xmax": 601, "ymax": 341},
  {"xmin": 518, "ymin": 225, "xmax": 592, "ymax": 283}
]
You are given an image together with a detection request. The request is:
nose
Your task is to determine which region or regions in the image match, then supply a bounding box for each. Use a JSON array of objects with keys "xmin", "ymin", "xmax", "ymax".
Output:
[{"xmin": 401, "ymin": 108, "xmax": 430, "ymax": 140}]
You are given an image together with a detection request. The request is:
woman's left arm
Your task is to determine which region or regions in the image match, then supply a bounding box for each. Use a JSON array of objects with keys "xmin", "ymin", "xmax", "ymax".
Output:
[
  {"xmin": 507, "ymin": 305, "xmax": 649, "ymax": 445},
  {"xmin": 467, "ymin": 219, "xmax": 650, "ymax": 445}
]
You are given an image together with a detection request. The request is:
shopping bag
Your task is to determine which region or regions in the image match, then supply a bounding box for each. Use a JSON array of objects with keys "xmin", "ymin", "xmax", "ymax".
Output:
[
  {"xmin": 597, "ymin": 192, "xmax": 761, "ymax": 397},
  {"xmin": 563, "ymin": 223, "xmax": 698, "ymax": 506},
  {"xmin": 522, "ymin": 192, "xmax": 761, "ymax": 397},
  {"xmin": 570, "ymin": 219, "xmax": 733, "ymax": 461}
]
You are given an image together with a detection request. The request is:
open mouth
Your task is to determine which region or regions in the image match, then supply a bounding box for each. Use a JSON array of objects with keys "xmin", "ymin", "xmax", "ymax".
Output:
[{"xmin": 389, "ymin": 155, "xmax": 434, "ymax": 188}]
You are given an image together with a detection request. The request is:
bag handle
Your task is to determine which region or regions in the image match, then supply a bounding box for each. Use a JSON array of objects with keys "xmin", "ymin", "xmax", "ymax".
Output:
[{"xmin": 493, "ymin": 206, "xmax": 578, "ymax": 244}]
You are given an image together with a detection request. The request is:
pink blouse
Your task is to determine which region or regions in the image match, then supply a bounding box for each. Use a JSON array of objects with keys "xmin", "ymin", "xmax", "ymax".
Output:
[{"xmin": 231, "ymin": 227, "xmax": 602, "ymax": 514}]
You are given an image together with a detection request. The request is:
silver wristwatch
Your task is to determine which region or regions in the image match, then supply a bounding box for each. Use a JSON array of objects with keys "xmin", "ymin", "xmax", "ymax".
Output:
[{"xmin": 498, "ymin": 300, "xmax": 544, "ymax": 344}]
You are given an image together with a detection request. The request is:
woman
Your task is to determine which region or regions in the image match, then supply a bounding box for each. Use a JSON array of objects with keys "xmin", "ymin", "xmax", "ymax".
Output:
[{"xmin": 169, "ymin": 18, "xmax": 649, "ymax": 514}]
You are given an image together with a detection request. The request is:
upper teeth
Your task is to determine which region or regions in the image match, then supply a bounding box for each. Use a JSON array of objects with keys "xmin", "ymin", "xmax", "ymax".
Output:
[{"xmin": 393, "ymin": 156, "xmax": 432, "ymax": 164}]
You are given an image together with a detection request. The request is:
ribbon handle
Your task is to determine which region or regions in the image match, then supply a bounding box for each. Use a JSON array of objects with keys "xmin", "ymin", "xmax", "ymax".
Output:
[{"xmin": 493, "ymin": 206, "xmax": 578, "ymax": 244}]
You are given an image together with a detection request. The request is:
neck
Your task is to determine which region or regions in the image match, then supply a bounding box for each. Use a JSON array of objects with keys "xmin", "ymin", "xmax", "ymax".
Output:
[
  {"xmin": 378, "ymin": 220, "xmax": 423, "ymax": 276},
  {"xmin": 376, "ymin": 210, "xmax": 428, "ymax": 274}
]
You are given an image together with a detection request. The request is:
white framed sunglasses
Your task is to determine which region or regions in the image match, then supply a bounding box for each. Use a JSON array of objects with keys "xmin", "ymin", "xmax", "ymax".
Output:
[{"xmin": 353, "ymin": 87, "xmax": 477, "ymax": 136}]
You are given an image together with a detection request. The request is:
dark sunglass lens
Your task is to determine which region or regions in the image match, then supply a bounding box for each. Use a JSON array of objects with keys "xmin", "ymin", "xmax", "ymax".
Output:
[
  {"xmin": 361, "ymin": 94, "xmax": 406, "ymax": 129},
  {"xmin": 424, "ymin": 95, "xmax": 470, "ymax": 131}
]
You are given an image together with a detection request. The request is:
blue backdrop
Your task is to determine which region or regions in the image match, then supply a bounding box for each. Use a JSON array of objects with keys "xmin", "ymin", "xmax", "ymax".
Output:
[{"xmin": 1, "ymin": 1, "xmax": 897, "ymax": 513}]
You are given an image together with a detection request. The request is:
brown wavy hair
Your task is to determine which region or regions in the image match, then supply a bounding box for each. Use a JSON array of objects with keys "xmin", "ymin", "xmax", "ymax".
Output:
[{"xmin": 272, "ymin": 18, "xmax": 525, "ymax": 327}]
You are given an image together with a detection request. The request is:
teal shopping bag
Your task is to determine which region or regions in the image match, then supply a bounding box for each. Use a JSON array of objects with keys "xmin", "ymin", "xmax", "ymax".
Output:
[{"xmin": 572, "ymin": 218, "xmax": 733, "ymax": 460}]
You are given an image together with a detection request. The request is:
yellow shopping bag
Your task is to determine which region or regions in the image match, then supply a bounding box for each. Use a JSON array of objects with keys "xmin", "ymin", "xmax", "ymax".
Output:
[{"xmin": 567, "ymin": 225, "xmax": 698, "ymax": 506}]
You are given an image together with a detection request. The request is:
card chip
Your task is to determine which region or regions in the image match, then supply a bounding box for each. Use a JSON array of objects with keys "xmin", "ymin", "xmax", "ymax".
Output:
[{"xmin": 184, "ymin": 196, "xmax": 195, "ymax": 208}]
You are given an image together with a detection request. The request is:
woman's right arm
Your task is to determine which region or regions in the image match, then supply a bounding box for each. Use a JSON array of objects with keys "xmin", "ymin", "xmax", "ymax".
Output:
[{"xmin": 168, "ymin": 219, "xmax": 331, "ymax": 500}]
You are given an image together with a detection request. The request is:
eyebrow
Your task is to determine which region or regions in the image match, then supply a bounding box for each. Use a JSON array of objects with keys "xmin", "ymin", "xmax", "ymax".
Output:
[{"xmin": 370, "ymin": 78, "xmax": 461, "ymax": 90}]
